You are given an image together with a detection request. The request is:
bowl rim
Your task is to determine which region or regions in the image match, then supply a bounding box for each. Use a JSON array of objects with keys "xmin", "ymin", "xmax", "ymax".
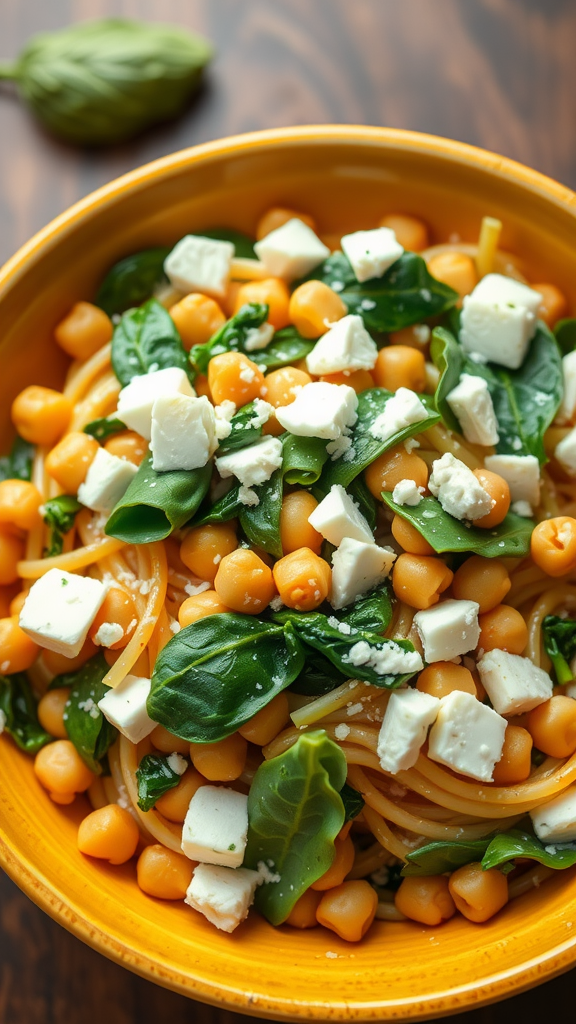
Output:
[{"xmin": 2, "ymin": 124, "xmax": 576, "ymax": 1019}]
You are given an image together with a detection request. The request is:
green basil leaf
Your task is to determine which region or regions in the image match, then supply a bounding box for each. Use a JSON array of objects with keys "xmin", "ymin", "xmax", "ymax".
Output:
[
  {"xmin": 111, "ymin": 298, "xmax": 190, "ymax": 387},
  {"xmin": 402, "ymin": 838, "xmax": 492, "ymax": 876},
  {"xmin": 216, "ymin": 401, "xmax": 266, "ymax": 455},
  {"xmin": 105, "ymin": 453, "xmax": 211, "ymax": 543},
  {"xmin": 136, "ymin": 752, "xmax": 183, "ymax": 811},
  {"xmin": 346, "ymin": 475, "xmax": 377, "ymax": 531},
  {"xmin": 282, "ymin": 433, "xmax": 329, "ymax": 486},
  {"xmin": 339, "ymin": 586, "xmax": 393, "ymax": 634},
  {"xmin": 42, "ymin": 495, "xmax": 82, "ymax": 557},
  {"xmin": 95, "ymin": 247, "xmax": 171, "ymax": 317},
  {"xmin": 256, "ymin": 327, "xmax": 315, "ymax": 370},
  {"xmin": 319, "ymin": 388, "xmax": 439, "ymax": 493},
  {"xmin": 239, "ymin": 469, "xmax": 283, "ymax": 559},
  {"xmin": 198, "ymin": 228, "xmax": 256, "ymax": 260},
  {"xmin": 542, "ymin": 615, "xmax": 576, "ymax": 686},
  {"xmin": 0, "ymin": 674, "xmax": 51, "ymax": 753},
  {"xmin": 382, "ymin": 493, "xmax": 534, "ymax": 558},
  {"xmin": 481, "ymin": 829, "xmax": 576, "ymax": 872},
  {"xmin": 244, "ymin": 730, "xmax": 346, "ymax": 924},
  {"xmin": 0, "ymin": 435, "xmax": 34, "ymax": 483},
  {"xmin": 340, "ymin": 781, "xmax": 365, "ymax": 823},
  {"xmin": 83, "ymin": 416, "xmax": 127, "ymax": 441},
  {"xmin": 57, "ymin": 654, "xmax": 117, "ymax": 774},
  {"xmin": 190, "ymin": 303, "xmax": 269, "ymax": 375},
  {"xmin": 429, "ymin": 325, "xmax": 464, "ymax": 433},
  {"xmin": 290, "ymin": 650, "xmax": 348, "ymax": 696},
  {"xmin": 554, "ymin": 318, "xmax": 576, "ymax": 356},
  {"xmin": 148, "ymin": 614, "xmax": 305, "ymax": 742}
]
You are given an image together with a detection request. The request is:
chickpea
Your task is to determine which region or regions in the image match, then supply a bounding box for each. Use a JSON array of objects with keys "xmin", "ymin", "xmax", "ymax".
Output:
[
  {"xmin": 193, "ymin": 373, "xmax": 212, "ymax": 400},
  {"xmin": 256, "ymin": 207, "xmax": 316, "ymax": 240},
  {"xmin": 472, "ymin": 469, "xmax": 510, "ymax": 529},
  {"xmin": 427, "ymin": 252, "xmax": 478, "ymax": 299},
  {"xmin": 478, "ymin": 604, "xmax": 528, "ymax": 655},
  {"xmin": 54, "ymin": 301, "xmax": 113, "ymax": 360},
  {"xmin": 178, "ymin": 590, "xmax": 231, "ymax": 627},
  {"xmin": 365, "ymin": 446, "xmax": 428, "ymax": 501},
  {"xmin": 280, "ymin": 491, "xmax": 323, "ymax": 555},
  {"xmin": 77, "ymin": 804, "xmax": 140, "ymax": 864},
  {"xmin": 223, "ymin": 281, "xmax": 242, "ymax": 318},
  {"xmin": 3, "ymin": 587, "xmax": 22, "ymax": 618},
  {"xmin": 238, "ymin": 693, "xmax": 290, "ymax": 745},
  {"xmin": 492, "ymin": 726, "xmax": 533, "ymax": 785},
  {"xmin": 34, "ymin": 739, "xmax": 95, "ymax": 805},
  {"xmin": 89, "ymin": 586, "xmax": 137, "ymax": 650},
  {"xmin": 45, "ymin": 431, "xmax": 99, "ymax": 493},
  {"xmin": 379, "ymin": 214, "xmax": 429, "ymax": 252},
  {"xmin": 391, "ymin": 514, "xmax": 434, "ymax": 556},
  {"xmin": 273, "ymin": 547, "xmax": 331, "ymax": 611},
  {"xmin": 42, "ymin": 638, "xmax": 97, "ymax": 677},
  {"xmin": 208, "ymin": 351, "xmax": 266, "ymax": 406},
  {"xmin": 311, "ymin": 835, "xmax": 355, "ymax": 891},
  {"xmin": 417, "ymin": 662, "xmax": 477, "ymax": 699},
  {"xmin": 286, "ymin": 888, "xmax": 322, "ymax": 929},
  {"xmin": 452, "ymin": 556, "xmax": 511, "ymax": 613},
  {"xmin": 0, "ymin": 479, "xmax": 42, "ymax": 531},
  {"xmin": 0, "ymin": 616, "xmax": 39, "ymax": 673},
  {"xmin": 392, "ymin": 554, "xmax": 453, "ymax": 610},
  {"xmin": 189, "ymin": 733, "xmax": 247, "ymax": 782},
  {"xmin": 533, "ymin": 283, "xmax": 568, "ymax": 328},
  {"xmin": 0, "ymin": 531, "xmax": 24, "ymax": 586},
  {"xmin": 180, "ymin": 523, "xmax": 237, "ymax": 582},
  {"xmin": 214, "ymin": 548, "xmax": 275, "ymax": 614},
  {"xmin": 316, "ymin": 880, "xmax": 378, "ymax": 942},
  {"xmin": 448, "ymin": 862, "xmax": 508, "ymax": 922},
  {"xmin": 372, "ymin": 346, "xmax": 426, "ymax": 393},
  {"xmin": 150, "ymin": 724, "xmax": 190, "ymax": 755},
  {"xmin": 319, "ymin": 369, "xmax": 375, "ymax": 394},
  {"xmin": 527, "ymin": 695, "xmax": 576, "ymax": 758},
  {"xmin": 37, "ymin": 687, "xmax": 71, "ymax": 739},
  {"xmin": 389, "ymin": 325, "xmax": 431, "ymax": 350},
  {"xmin": 104, "ymin": 431, "xmax": 147, "ymax": 466},
  {"xmin": 531, "ymin": 517, "xmax": 576, "ymax": 577},
  {"xmin": 289, "ymin": 280, "xmax": 347, "ymax": 338},
  {"xmin": 169, "ymin": 293, "xmax": 225, "ymax": 350},
  {"xmin": 234, "ymin": 278, "xmax": 290, "ymax": 330},
  {"xmin": 12, "ymin": 386, "xmax": 72, "ymax": 447},
  {"xmin": 136, "ymin": 844, "xmax": 194, "ymax": 899},
  {"xmin": 265, "ymin": 366, "xmax": 312, "ymax": 409},
  {"xmin": 395, "ymin": 875, "xmax": 456, "ymax": 926},
  {"xmin": 155, "ymin": 767, "xmax": 204, "ymax": 822}
]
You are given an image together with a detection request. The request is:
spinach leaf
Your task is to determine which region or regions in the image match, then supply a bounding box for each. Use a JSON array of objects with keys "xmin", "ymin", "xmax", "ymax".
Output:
[
  {"xmin": 282, "ymin": 433, "xmax": 328, "ymax": 486},
  {"xmin": 105, "ymin": 454, "xmax": 211, "ymax": 543},
  {"xmin": 111, "ymin": 298, "xmax": 190, "ymax": 387},
  {"xmin": 244, "ymin": 730, "xmax": 346, "ymax": 924},
  {"xmin": 554, "ymin": 318, "xmax": 576, "ymax": 356},
  {"xmin": 190, "ymin": 303, "xmax": 269, "ymax": 375},
  {"xmin": 239, "ymin": 469, "xmax": 283, "ymax": 558},
  {"xmin": 382, "ymin": 494, "xmax": 533, "ymax": 558},
  {"xmin": 290, "ymin": 651, "xmax": 348, "ymax": 696},
  {"xmin": 402, "ymin": 838, "xmax": 491, "ymax": 875},
  {"xmin": 136, "ymin": 752, "xmax": 183, "ymax": 811},
  {"xmin": 84, "ymin": 416, "xmax": 127, "ymax": 441},
  {"xmin": 300, "ymin": 252, "xmax": 458, "ymax": 333},
  {"xmin": 542, "ymin": 615, "xmax": 576, "ymax": 686},
  {"xmin": 340, "ymin": 782, "xmax": 365, "ymax": 823},
  {"xmin": 255, "ymin": 327, "xmax": 315, "ymax": 370},
  {"xmin": 42, "ymin": 495, "xmax": 82, "ymax": 557},
  {"xmin": 339, "ymin": 586, "xmax": 393, "ymax": 634},
  {"xmin": 148, "ymin": 613, "xmax": 305, "ymax": 742},
  {"xmin": 216, "ymin": 401, "xmax": 266, "ymax": 455},
  {"xmin": 0, "ymin": 435, "xmax": 34, "ymax": 483},
  {"xmin": 58, "ymin": 654, "xmax": 117, "ymax": 774},
  {"xmin": 0, "ymin": 674, "xmax": 51, "ymax": 753},
  {"xmin": 347, "ymin": 475, "xmax": 377, "ymax": 530},
  {"xmin": 199, "ymin": 228, "xmax": 256, "ymax": 259},
  {"xmin": 95, "ymin": 246, "xmax": 171, "ymax": 317},
  {"xmin": 318, "ymin": 388, "xmax": 439, "ymax": 493},
  {"xmin": 429, "ymin": 326, "xmax": 464, "ymax": 433},
  {"xmin": 190, "ymin": 483, "xmax": 244, "ymax": 527},
  {"xmin": 481, "ymin": 829, "xmax": 576, "ymax": 872}
]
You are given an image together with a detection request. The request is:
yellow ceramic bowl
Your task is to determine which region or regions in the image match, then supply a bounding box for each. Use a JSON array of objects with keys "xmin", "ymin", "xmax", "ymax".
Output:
[{"xmin": 1, "ymin": 126, "xmax": 576, "ymax": 1020}]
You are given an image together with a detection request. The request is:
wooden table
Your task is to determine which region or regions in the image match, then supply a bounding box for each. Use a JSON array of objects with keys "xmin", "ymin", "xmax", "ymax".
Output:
[{"xmin": 1, "ymin": 1, "xmax": 576, "ymax": 1020}]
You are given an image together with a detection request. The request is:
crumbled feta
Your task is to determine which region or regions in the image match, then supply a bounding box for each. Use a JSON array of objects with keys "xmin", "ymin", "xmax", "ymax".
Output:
[
  {"xmin": 342, "ymin": 639, "xmax": 423, "ymax": 676},
  {"xmin": 369, "ymin": 388, "xmax": 427, "ymax": 444},
  {"xmin": 428, "ymin": 453, "xmax": 492, "ymax": 521},
  {"xmin": 484, "ymin": 453, "xmax": 540, "ymax": 506},
  {"xmin": 164, "ymin": 234, "xmax": 234, "ymax": 298},
  {"xmin": 446, "ymin": 373, "xmax": 499, "ymax": 446},
  {"xmin": 167, "ymin": 752, "xmax": 188, "ymax": 775},
  {"xmin": 248, "ymin": 398, "xmax": 274, "ymax": 428},
  {"xmin": 19, "ymin": 568, "xmax": 106, "ymax": 658},
  {"xmin": 557, "ymin": 351, "xmax": 576, "ymax": 425},
  {"xmin": 341, "ymin": 227, "xmax": 404, "ymax": 283},
  {"xmin": 181, "ymin": 785, "xmax": 248, "ymax": 868},
  {"xmin": 93, "ymin": 622, "xmax": 124, "ymax": 648},
  {"xmin": 215, "ymin": 436, "xmax": 283, "ymax": 488},
  {"xmin": 305, "ymin": 315, "xmax": 378, "ymax": 375},
  {"xmin": 326, "ymin": 435, "xmax": 353, "ymax": 461},
  {"xmin": 392, "ymin": 478, "xmax": 424, "ymax": 506},
  {"xmin": 330, "ymin": 538, "xmax": 395, "ymax": 609},
  {"xmin": 276, "ymin": 381, "xmax": 358, "ymax": 440},
  {"xmin": 77, "ymin": 447, "xmax": 137, "ymax": 513},
  {"xmin": 97, "ymin": 674, "xmax": 156, "ymax": 744},
  {"xmin": 376, "ymin": 688, "xmax": 441, "ymax": 773},
  {"xmin": 428, "ymin": 690, "xmax": 507, "ymax": 782},
  {"xmin": 254, "ymin": 218, "xmax": 330, "ymax": 281},
  {"xmin": 150, "ymin": 393, "xmax": 217, "ymax": 472},
  {"xmin": 555, "ymin": 427, "xmax": 576, "ymax": 477},
  {"xmin": 413, "ymin": 599, "xmax": 480, "ymax": 663},
  {"xmin": 117, "ymin": 367, "xmax": 194, "ymax": 440},
  {"xmin": 214, "ymin": 400, "xmax": 237, "ymax": 440},
  {"xmin": 243, "ymin": 322, "xmax": 275, "ymax": 351},
  {"xmin": 530, "ymin": 784, "xmax": 576, "ymax": 843},
  {"xmin": 185, "ymin": 863, "xmax": 260, "ymax": 933},
  {"xmin": 460, "ymin": 274, "xmax": 542, "ymax": 369},
  {"xmin": 478, "ymin": 649, "xmax": 553, "ymax": 716},
  {"xmin": 334, "ymin": 723, "xmax": 351, "ymax": 740},
  {"xmin": 238, "ymin": 485, "xmax": 260, "ymax": 506},
  {"xmin": 308, "ymin": 484, "xmax": 374, "ymax": 546},
  {"xmin": 511, "ymin": 500, "xmax": 533, "ymax": 518}
]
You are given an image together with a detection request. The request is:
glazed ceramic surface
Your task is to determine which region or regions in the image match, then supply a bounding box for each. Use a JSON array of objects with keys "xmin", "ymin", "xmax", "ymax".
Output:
[{"xmin": 1, "ymin": 126, "xmax": 576, "ymax": 1020}]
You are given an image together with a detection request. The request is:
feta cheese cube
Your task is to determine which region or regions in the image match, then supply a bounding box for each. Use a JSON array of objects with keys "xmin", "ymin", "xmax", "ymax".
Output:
[
  {"xmin": 391, "ymin": 478, "xmax": 424, "ymax": 506},
  {"xmin": 460, "ymin": 274, "xmax": 542, "ymax": 370},
  {"xmin": 556, "ymin": 350, "xmax": 576, "ymax": 425},
  {"xmin": 341, "ymin": 227, "xmax": 404, "ymax": 283},
  {"xmin": 376, "ymin": 688, "xmax": 440, "ymax": 773},
  {"xmin": 555, "ymin": 426, "xmax": 576, "ymax": 477},
  {"xmin": 330, "ymin": 538, "xmax": 395, "ymax": 609},
  {"xmin": 484, "ymin": 453, "xmax": 540, "ymax": 506},
  {"xmin": 164, "ymin": 234, "xmax": 234, "ymax": 298},
  {"xmin": 369, "ymin": 388, "xmax": 428, "ymax": 445},
  {"xmin": 117, "ymin": 368, "xmax": 194, "ymax": 440},
  {"xmin": 446, "ymin": 373, "xmax": 499, "ymax": 446},
  {"xmin": 97, "ymin": 674, "xmax": 156, "ymax": 743},
  {"xmin": 254, "ymin": 218, "xmax": 330, "ymax": 281},
  {"xmin": 275, "ymin": 381, "xmax": 358, "ymax": 440},
  {"xmin": 181, "ymin": 785, "xmax": 248, "ymax": 868},
  {"xmin": 306, "ymin": 314, "xmax": 378, "ymax": 376},
  {"xmin": 428, "ymin": 690, "xmax": 507, "ymax": 782},
  {"xmin": 308, "ymin": 484, "xmax": 374, "ymax": 547},
  {"xmin": 511, "ymin": 500, "xmax": 533, "ymax": 518},
  {"xmin": 428, "ymin": 452, "xmax": 492, "ymax": 521},
  {"xmin": 413, "ymin": 599, "xmax": 480, "ymax": 663},
  {"xmin": 150, "ymin": 394, "xmax": 217, "ymax": 472},
  {"xmin": 77, "ymin": 447, "xmax": 137, "ymax": 513},
  {"xmin": 477, "ymin": 649, "xmax": 553, "ymax": 716},
  {"xmin": 215, "ymin": 435, "xmax": 283, "ymax": 488},
  {"xmin": 185, "ymin": 863, "xmax": 260, "ymax": 933},
  {"xmin": 19, "ymin": 568, "xmax": 106, "ymax": 658},
  {"xmin": 530, "ymin": 784, "xmax": 576, "ymax": 843}
]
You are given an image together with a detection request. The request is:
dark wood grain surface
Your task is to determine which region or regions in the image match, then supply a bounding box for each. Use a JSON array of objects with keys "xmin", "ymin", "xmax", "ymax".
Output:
[{"xmin": 1, "ymin": 1, "xmax": 576, "ymax": 1020}]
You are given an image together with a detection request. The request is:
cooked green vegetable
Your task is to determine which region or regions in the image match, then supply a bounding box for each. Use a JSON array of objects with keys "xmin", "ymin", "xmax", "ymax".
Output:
[
  {"xmin": 282, "ymin": 434, "xmax": 328, "ymax": 486},
  {"xmin": 58, "ymin": 654, "xmax": 117, "ymax": 774},
  {"xmin": 403, "ymin": 828, "xmax": 576, "ymax": 876},
  {"xmin": 0, "ymin": 674, "xmax": 51, "ymax": 753},
  {"xmin": 554, "ymin": 318, "xmax": 576, "ymax": 356},
  {"xmin": 105, "ymin": 453, "xmax": 211, "ymax": 543},
  {"xmin": 111, "ymin": 298, "xmax": 191, "ymax": 387},
  {"xmin": 402, "ymin": 838, "xmax": 491, "ymax": 876},
  {"xmin": 0, "ymin": 19, "xmax": 212, "ymax": 146},
  {"xmin": 239, "ymin": 469, "xmax": 283, "ymax": 559},
  {"xmin": 346, "ymin": 475, "xmax": 378, "ymax": 530},
  {"xmin": 96, "ymin": 247, "xmax": 171, "ymax": 317},
  {"xmin": 216, "ymin": 401, "xmax": 267, "ymax": 455},
  {"xmin": 340, "ymin": 782, "xmax": 365, "ymax": 823},
  {"xmin": 339, "ymin": 586, "xmax": 393, "ymax": 634},
  {"xmin": 0, "ymin": 435, "xmax": 34, "ymax": 483},
  {"xmin": 255, "ymin": 327, "xmax": 315, "ymax": 370},
  {"xmin": 290, "ymin": 650, "xmax": 348, "ymax": 696},
  {"xmin": 429, "ymin": 326, "xmax": 465, "ymax": 433},
  {"xmin": 42, "ymin": 495, "xmax": 82, "ymax": 557},
  {"xmin": 190, "ymin": 303, "xmax": 269, "ymax": 375},
  {"xmin": 542, "ymin": 615, "xmax": 576, "ymax": 685},
  {"xmin": 244, "ymin": 730, "xmax": 346, "ymax": 924},
  {"xmin": 199, "ymin": 229, "xmax": 256, "ymax": 260},
  {"xmin": 136, "ymin": 753, "xmax": 184, "ymax": 811},
  {"xmin": 83, "ymin": 415, "xmax": 127, "ymax": 441}
]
